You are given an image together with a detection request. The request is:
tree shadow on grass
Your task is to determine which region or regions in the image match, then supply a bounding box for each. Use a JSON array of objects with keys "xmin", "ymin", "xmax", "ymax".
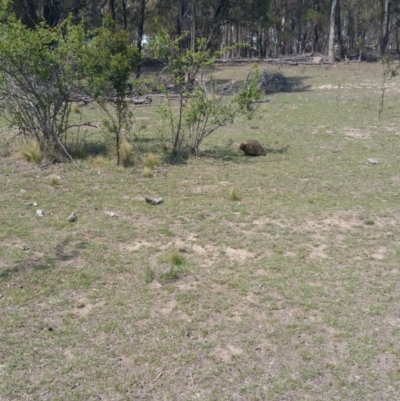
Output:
[
  {"xmin": 0, "ymin": 256, "xmax": 55, "ymax": 280},
  {"xmin": 200, "ymin": 141, "xmax": 290, "ymax": 163},
  {"xmin": 201, "ymin": 147, "xmax": 244, "ymax": 163},
  {"xmin": 0, "ymin": 240, "xmax": 87, "ymax": 280},
  {"xmin": 282, "ymin": 76, "xmax": 312, "ymax": 93},
  {"xmin": 212, "ymin": 74, "xmax": 312, "ymax": 96}
]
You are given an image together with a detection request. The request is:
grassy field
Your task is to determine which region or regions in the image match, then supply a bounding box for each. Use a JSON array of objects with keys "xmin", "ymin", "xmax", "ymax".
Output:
[{"xmin": 1, "ymin": 61, "xmax": 400, "ymax": 401}]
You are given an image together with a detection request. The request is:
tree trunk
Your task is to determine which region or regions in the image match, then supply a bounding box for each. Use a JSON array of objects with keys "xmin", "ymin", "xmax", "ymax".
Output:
[
  {"xmin": 328, "ymin": 0, "xmax": 338, "ymax": 62},
  {"xmin": 17, "ymin": 0, "xmax": 39, "ymax": 28},
  {"xmin": 43, "ymin": 0, "xmax": 60, "ymax": 27},
  {"xmin": 190, "ymin": 4, "xmax": 196, "ymax": 52},
  {"xmin": 122, "ymin": 0, "xmax": 128, "ymax": 30},
  {"xmin": 109, "ymin": 0, "xmax": 116, "ymax": 22},
  {"xmin": 336, "ymin": 0, "xmax": 343, "ymax": 58},
  {"xmin": 380, "ymin": 0, "xmax": 392, "ymax": 56},
  {"xmin": 136, "ymin": 0, "xmax": 146, "ymax": 78}
]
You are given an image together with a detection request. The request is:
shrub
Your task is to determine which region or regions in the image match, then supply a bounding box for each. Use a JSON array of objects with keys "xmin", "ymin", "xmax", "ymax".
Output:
[
  {"xmin": 0, "ymin": 16, "xmax": 86, "ymax": 151},
  {"xmin": 81, "ymin": 22, "xmax": 140, "ymax": 166},
  {"xmin": 150, "ymin": 32, "xmax": 262, "ymax": 158}
]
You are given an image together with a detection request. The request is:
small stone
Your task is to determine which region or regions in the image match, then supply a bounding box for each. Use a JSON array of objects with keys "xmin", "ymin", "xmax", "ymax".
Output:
[
  {"xmin": 105, "ymin": 211, "xmax": 118, "ymax": 217},
  {"xmin": 67, "ymin": 212, "xmax": 77, "ymax": 222},
  {"xmin": 20, "ymin": 189, "xmax": 27, "ymax": 193},
  {"xmin": 368, "ymin": 158, "xmax": 379, "ymax": 164},
  {"xmin": 20, "ymin": 245, "xmax": 29, "ymax": 251},
  {"xmin": 46, "ymin": 174, "xmax": 61, "ymax": 180},
  {"xmin": 36, "ymin": 209, "xmax": 44, "ymax": 217},
  {"xmin": 145, "ymin": 196, "xmax": 163, "ymax": 205},
  {"xmin": 25, "ymin": 202, "xmax": 38, "ymax": 207}
]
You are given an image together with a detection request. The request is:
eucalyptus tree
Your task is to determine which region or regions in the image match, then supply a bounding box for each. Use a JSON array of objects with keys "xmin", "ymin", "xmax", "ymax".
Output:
[{"xmin": 328, "ymin": 0, "xmax": 339, "ymax": 61}]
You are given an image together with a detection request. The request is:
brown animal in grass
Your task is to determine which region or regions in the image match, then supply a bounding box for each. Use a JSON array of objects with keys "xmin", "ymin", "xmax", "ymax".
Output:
[{"xmin": 239, "ymin": 140, "xmax": 265, "ymax": 156}]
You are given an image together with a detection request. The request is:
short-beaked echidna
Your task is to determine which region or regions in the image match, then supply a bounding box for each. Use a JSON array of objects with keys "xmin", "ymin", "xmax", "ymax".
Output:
[{"xmin": 239, "ymin": 140, "xmax": 265, "ymax": 156}]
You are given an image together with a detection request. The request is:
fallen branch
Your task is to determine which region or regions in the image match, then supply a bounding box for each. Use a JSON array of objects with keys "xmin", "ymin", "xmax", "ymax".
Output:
[{"xmin": 55, "ymin": 137, "xmax": 84, "ymax": 172}]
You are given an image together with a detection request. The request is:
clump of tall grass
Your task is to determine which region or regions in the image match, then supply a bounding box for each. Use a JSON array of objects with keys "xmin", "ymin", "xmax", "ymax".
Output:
[
  {"xmin": 229, "ymin": 187, "xmax": 241, "ymax": 201},
  {"xmin": 119, "ymin": 140, "xmax": 133, "ymax": 167},
  {"xmin": 143, "ymin": 167, "xmax": 153, "ymax": 177},
  {"xmin": 144, "ymin": 153, "xmax": 161, "ymax": 169},
  {"xmin": 159, "ymin": 252, "xmax": 186, "ymax": 283},
  {"xmin": 50, "ymin": 176, "xmax": 59, "ymax": 187},
  {"xmin": 87, "ymin": 155, "xmax": 108, "ymax": 166},
  {"xmin": 20, "ymin": 139, "xmax": 42, "ymax": 164}
]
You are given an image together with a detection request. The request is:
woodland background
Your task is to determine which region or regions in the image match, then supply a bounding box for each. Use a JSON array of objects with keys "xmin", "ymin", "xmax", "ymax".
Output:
[{"xmin": 6, "ymin": 0, "xmax": 400, "ymax": 61}]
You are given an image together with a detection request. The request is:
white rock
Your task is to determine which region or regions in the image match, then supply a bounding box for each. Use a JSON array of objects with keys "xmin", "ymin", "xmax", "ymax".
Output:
[
  {"xmin": 67, "ymin": 212, "xmax": 77, "ymax": 222},
  {"xmin": 36, "ymin": 209, "xmax": 44, "ymax": 217}
]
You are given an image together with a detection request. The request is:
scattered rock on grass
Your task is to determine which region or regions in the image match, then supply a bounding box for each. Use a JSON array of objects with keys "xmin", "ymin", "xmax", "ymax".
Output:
[
  {"xmin": 368, "ymin": 158, "xmax": 379, "ymax": 164},
  {"xmin": 46, "ymin": 174, "xmax": 61, "ymax": 180},
  {"xmin": 36, "ymin": 209, "xmax": 44, "ymax": 217},
  {"xmin": 67, "ymin": 212, "xmax": 77, "ymax": 222},
  {"xmin": 106, "ymin": 211, "xmax": 118, "ymax": 217},
  {"xmin": 145, "ymin": 196, "xmax": 163, "ymax": 205}
]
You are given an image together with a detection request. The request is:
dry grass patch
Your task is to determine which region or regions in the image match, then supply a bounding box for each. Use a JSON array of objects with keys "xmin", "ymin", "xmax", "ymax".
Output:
[
  {"xmin": 142, "ymin": 166, "xmax": 153, "ymax": 177},
  {"xmin": 119, "ymin": 139, "xmax": 133, "ymax": 167},
  {"xmin": 19, "ymin": 139, "xmax": 42, "ymax": 164},
  {"xmin": 143, "ymin": 152, "xmax": 161, "ymax": 169}
]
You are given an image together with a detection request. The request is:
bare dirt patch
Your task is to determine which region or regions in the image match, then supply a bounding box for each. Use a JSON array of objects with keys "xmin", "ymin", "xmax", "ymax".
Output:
[
  {"xmin": 225, "ymin": 246, "xmax": 253, "ymax": 262},
  {"xmin": 211, "ymin": 344, "xmax": 244, "ymax": 363},
  {"xmin": 343, "ymin": 127, "xmax": 371, "ymax": 139}
]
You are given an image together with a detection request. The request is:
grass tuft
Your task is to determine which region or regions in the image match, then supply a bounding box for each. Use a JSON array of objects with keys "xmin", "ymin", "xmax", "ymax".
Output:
[
  {"xmin": 20, "ymin": 139, "xmax": 42, "ymax": 164},
  {"xmin": 157, "ymin": 264, "xmax": 180, "ymax": 284},
  {"xmin": 144, "ymin": 153, "xmax": 161, "ymax": 169},
  {"xmin": 87, "ymin": 155, "xmax": 108, "ymax": 166},
  {"xmin": 155, "ymin": 251, "xmax": 187, "ymax": 284},
  {"xmin": 229, "ymin": 187, "xmax": 241, "ymax": 201},
  {"xmin": 143, "ymin": 167, "xmax": 153, "ymax": 177},
  {"xmin": 119, "ymin": 139, "xmax": 133, "ymax": 167},
  {"xmin": 143, "ymin": 265, "xmax": 155, "ymax": 284},
  {"xmin": 50, "ymin": 176, "xmax": 59, "ymax": 187},
  {"xmin": 170, "ymin": 252, "xmax": 185, "ymax": 266}
]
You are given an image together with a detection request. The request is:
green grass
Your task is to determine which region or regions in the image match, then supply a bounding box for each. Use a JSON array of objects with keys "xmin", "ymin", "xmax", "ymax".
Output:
[{"xmin": 1, "ymin": 62, "xmax": 400, "ymax": 400}]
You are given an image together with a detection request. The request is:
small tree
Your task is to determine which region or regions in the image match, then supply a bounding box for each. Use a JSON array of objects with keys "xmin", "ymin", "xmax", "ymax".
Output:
[
  {"xmin": 81, "ymin": 21, "xmax": 140, "ymax": 166},
  {"xmin": 0, "ymin": 15, "xmax": 86, "ymax": 156},
  {"xmin": 185, "ymin": 69, "xmax": 261, "ymax": 156},
  {"xmin": 151, "ymin": 31, "xmax": 262, "ymax": 158}
]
